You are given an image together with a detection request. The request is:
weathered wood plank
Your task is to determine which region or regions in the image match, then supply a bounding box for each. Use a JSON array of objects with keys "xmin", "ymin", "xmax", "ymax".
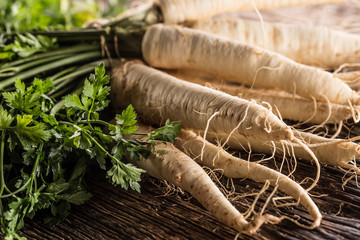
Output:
[{"xmin": 15, "ymin": 156, "xmax": 360, "ymax": 240}]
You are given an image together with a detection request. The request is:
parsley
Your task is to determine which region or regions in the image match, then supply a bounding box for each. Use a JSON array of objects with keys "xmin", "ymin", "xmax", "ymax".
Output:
[
  {"xmin": 0, "ymin": 63, "xmax": 180, "ymax": 239},
  {"xmin": 0, "ymin": 0, "xmax": 127, "ymax": 32},
  {"xmin": 147, "ymin": 119, "xmax": 181, "ymax": 144},
  {"xmin": 0, "ymin": 34, "xmax": 58, "ymax": 62}
]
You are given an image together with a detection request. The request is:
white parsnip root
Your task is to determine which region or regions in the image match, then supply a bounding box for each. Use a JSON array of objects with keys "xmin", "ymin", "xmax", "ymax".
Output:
[
  {"xmin": 203, "ymin": 130, "xmax": 360, "ymax": 173},
  {"xmin": 155, "ymin": 0, "xmax": 344, "ymax": 24},
  {"xmin": 166, "ymin": 70, "xmax": 355, "ymax": 124},
  {"xmin": 208, "ymin": 84, "xmax": 354, "ymax": 125},
  {"xmin": 111, "ymin": 61, "xmax": 293, "ymax": 141},
  {"xmin": 294, "ymin": 132, "xmax": 360, "ymax": 175},
  {"xmin": 142, "ymin": 24, "xmax": 359, "ymax": 105},
  {"xmin": 125, "ymin": 135, "xmax": 282, "ymax": 233},
  {"xmin": 190, "ymin": 18, "xmax": 360, "ymax": 68},
  {"xmin": 175, "ymin": 130, "xmax": 322, "ymax": 229}
]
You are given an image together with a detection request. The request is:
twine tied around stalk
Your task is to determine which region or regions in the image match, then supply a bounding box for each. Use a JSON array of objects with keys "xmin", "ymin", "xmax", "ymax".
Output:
[
  {"xmin": 113, "ymin": 33, "xmax": 121, "ymax": 59},
  {"xmin": 86, "ymin": 21, "xmax": 115, "ymax": 66}
]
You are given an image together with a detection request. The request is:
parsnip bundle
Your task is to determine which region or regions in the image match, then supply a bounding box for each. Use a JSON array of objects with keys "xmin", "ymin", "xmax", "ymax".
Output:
[
  {"xmin": 112, "ymin": 61, "xmax": 324, "ymax": 189},
  {"xmin": 111, "ymin": 61, "xmax": 293, "ymax": 141},
  {"xmin": 142, "ymin": 24, "xmax": 359, "ymax": 105},
  {"xmin": 156, "ymin": 0, "xmax": 344, "ymax": 24},
  {"xmin": 190, "ymin": 18, "xmax": 360, "ymax": 68}
]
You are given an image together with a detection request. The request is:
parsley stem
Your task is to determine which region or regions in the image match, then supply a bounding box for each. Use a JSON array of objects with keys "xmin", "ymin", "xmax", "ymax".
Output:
[
  {"xmin": 49, "ymin": 74, "xmax": 81, "ymax": 96},
  {"xmin": 59, "ymin": 120, "xmax": 127, "ymax": 166},
  {"xmin": 82, "ymin": 131, "xmax": 123, "ymax": 166},
  {"xmin": 0, "ymin": 201, "xmax": 3, "ymax": 221},
  {"xmin": 50, "ymin": 88, "xmax": 83, "ymax": 116},
  {"xmin": 58, "ymin": 121, "xmax": 81, "ymax": 131},
  {"xmin": 78, "ymin": 120, "xmax": 110, "ymax": 126},
  {"xmin": 0, "ymin": 132, "xmax": 10, "ymax": 195},
  {"xmin": 50, "ymin": 100, "xmax": 65, "ymax": 116},
  {"xmin": 87, "ymin": 97, "xmax": 96, "ymax": 129},
  {"xmin": 0, "ymin": 178, "xmax": 29, "ymax": 199},
  {"xmin": 130, "ymin": 132, "xmax": 148, "ymax": 136},
  {"xmin": 59, "ymin": 120, "xmax": 133, "ymax": 146},
  {"xmin": 0, "ymin": 131, "xmax": 5, "ymax": 196},
  {"xmin": 0, "ymin": 144, "xmax": 43, "ymax": 199},
  {"xmin": 0, "ymin": 72, "xmax": 15, "ymax": 78},
  {"xmin": 58, "ymin": 120, "xmax": 135, "ymax": 154}
]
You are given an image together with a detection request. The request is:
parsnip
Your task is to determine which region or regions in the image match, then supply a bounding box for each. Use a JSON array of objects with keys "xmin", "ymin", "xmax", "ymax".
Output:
[
  {"xmin": 155, "ymin": 0, "xmax": 344, "ymax": 24},
  {"xmin": 111, "ymin": 61, "xmax": 293, "ymax": 141},
  {"xmin": 190, "ymin": 18, "xmax": 360, "ymax": 68},
  {"xmin": 142, "ymin": 24, "xmax": 359, "ymax": 105},
  {"xmin": 208, "ymin": 84, "xmax": 353, "ymax": 124},
  {"xmin": 203, "ymin": 130, "xmax": 360, "ymax": 172},
  {"xmin": 167, "ymin": 70, "xmax": 354, "ymax": 124}
]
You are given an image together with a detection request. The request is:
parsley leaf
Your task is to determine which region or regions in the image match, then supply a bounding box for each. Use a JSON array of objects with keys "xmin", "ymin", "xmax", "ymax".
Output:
[
  {"xmin": 106, "ymin": 162, "xmax": 145, "ymax": 192},
  {"xmin": 116, "ymin": 105, "xmax": 138, "ymax": 135},
  {"xmin": 1, "ymin": 34, "xmax": 58, "ymax": 61},
  {"xmin": 3, "ymin": 78, "xmax": 55, "ymax": 118},
  {"xmin": 64, "ymin": 94, "xmax": 86, "ymax": 111},
  {"xmin": 148, "ymin": 120, "xmax": 181, "ymax": 143},
  {"xmin": 0, "ymin": 106, "xmax": 13, "ymax": 130},
  {"xmin": 14, "ymin": 115, "xmax": 51, "ymax": 148}
]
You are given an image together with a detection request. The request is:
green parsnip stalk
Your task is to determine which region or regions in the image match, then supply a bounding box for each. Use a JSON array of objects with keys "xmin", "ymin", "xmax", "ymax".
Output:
[
  {"xmin": 1, "ymin": 44, "xmax": 97, "ymax": 68},
  {"xmin": 0, "ymin": 51, "xmax": 101, "ymax": 90}
]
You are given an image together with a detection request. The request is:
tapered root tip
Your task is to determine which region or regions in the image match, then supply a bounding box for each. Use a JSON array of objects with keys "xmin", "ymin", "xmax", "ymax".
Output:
[
  {"xmin": 243, "ymin": 214, "xmax": 282, "ymax": 234},
  {"xmin": 355, "ymin": 145, "xmax": 360, "ymax": 155},
  {"xmin": 310, "ymin": 217, "xmax": 322, "ymax": 229}
]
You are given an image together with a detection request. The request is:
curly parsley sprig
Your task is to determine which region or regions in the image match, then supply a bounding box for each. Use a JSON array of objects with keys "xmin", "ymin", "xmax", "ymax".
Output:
[{"xmin": 0, "ymin": 63, "xmax": 180, "ymax": 239}]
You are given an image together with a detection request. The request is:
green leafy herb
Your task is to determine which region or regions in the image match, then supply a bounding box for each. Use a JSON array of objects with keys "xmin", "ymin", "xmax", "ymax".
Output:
[
  {"xmin": 0, "ymin": 0, "xmax": 127, "ymax": 66},
  {"xmin": 0, "ymin": 0, "xmax": 127, "ymax": 32},
  {"xmin": 0, "ymin": 34, "xmax": 58, "ymax": 61},
  {"xmin": 147, "ymin": 119, "xmax": 181, "ymax": 149},
  {"xmin": 0, "ymin": 63, "xmax": 180, "ymax": 239}
]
